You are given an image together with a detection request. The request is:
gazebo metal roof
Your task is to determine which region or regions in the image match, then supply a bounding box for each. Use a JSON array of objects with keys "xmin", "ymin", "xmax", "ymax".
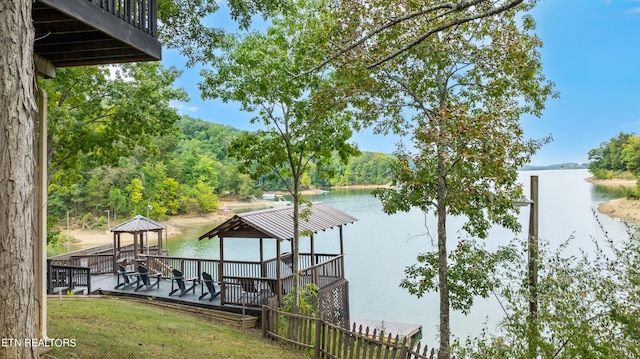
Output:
[
  {"xmin": 199, "ymin": 202, "xmax": 358, "ymax": 241},
  {"xmin": 110, "ymin": 214, "xmax": 165, "ymax": 233}
]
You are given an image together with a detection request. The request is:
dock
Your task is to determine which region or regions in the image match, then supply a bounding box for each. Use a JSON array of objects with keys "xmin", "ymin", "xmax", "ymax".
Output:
[{"xmin": 352, "ymin": 318, "xmax": 422, "ymax": 341}]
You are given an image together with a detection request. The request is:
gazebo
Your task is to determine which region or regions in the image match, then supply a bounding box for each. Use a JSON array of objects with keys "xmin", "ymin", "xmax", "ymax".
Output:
[
  {"xmin": 110, "ymin": 215, "xmax": 168, "ymax": 272},
  {"xmin": 199, "ymin": 202, "xmax": 357, "ymax": 323}
]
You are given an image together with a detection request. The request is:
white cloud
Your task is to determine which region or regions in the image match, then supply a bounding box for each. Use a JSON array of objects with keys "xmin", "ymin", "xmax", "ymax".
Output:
[
  {"xmin": 626, "ymin": 6, "xmax": 640, "ymax": 13},
  {"xmin": 170, "ymin": 101, "xmax": 199, "ymax": 113}
]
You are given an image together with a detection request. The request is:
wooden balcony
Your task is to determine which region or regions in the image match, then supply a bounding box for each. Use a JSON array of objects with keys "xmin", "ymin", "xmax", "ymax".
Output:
[{"xmin": 33, "ymin": 0, "xmax": 161, "ymax": 67}]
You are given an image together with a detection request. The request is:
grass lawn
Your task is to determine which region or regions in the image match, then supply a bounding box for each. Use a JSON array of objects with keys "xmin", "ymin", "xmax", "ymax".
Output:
[{"xmin": 47, "ymin": 298, "xmax": 308, "ymax": 359}]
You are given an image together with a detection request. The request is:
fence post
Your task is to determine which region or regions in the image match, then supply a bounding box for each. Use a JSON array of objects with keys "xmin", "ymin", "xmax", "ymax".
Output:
[
  {"xmin": 86, "ymin": 267, "xmax": 91, "ymax": 294},
  {"xmin": 314, "ymin": 317, "xmax": 322, "ymax": 359},
  {"xmin": 261, "ymin": 305, "xmax": 267, "ymax": 338},
  {"xmin": 399, "ymin": 336, "xmax": 408, "ymax": 359}
]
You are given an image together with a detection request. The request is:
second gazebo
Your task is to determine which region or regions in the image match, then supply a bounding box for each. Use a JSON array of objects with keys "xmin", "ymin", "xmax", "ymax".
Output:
[{"xmin": 110, "ymin": 214, "xmax": 168, "ymax": 271}]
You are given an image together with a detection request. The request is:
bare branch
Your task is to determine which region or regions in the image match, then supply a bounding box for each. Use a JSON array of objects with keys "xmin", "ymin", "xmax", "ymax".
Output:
[
  {"xmin": 296, "ymin": 0, "xmax": 524, "ymax": 77},
  {"xmin": 367, "ymin": 0, "xmax": 525, "ymax": 69}
]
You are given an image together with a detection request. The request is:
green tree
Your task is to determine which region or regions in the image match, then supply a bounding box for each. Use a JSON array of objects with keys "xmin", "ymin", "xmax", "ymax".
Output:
[
  {"xmin": 157, "ymin": 0, "xmax": 290, "ymax": 65},
  {"xmin": 126, "ymin": 178, "xmax": 145, "ymax": 215},
  {"xmin": 180, "ymin": 141, "xmax": 219, "ymax": 188},
  {"xmin": 108, "ymin": 188, "xmax": 127, "ymax": 222},
  {"xmin": 193, "ymin": 181, "xmax": 219, "ymax": 212},
  {"xmin": 40, "ymin": 62, "xmax": 187, "ymax": 188},
  {"xmin": 160, "ymin": 178, "xmax": 181, "ymax": 215},
  {"xmin": 588, "ymin": 132, "xmax": 633, "ymax": 178},
  {"xmin": 340, "ymin": 4, "xmax": 556, "ymax": 357},
  {"xmin": 622, "ymin": 135, "xmax": 640, "ymax": 175},
  {"xmin": 200, "ymin": 0, "xmax": 359, "ymax": 312},
  {"xmin": 299, "ymin": 0, "xmax": 528, "ymax": 74},
  {"xmin": 237, "ymin": 173, "xmax": 256, "ymax": 200},
  {"xmin": 300, "ymin": 173, "xmax": 312, "ymax": 189}
]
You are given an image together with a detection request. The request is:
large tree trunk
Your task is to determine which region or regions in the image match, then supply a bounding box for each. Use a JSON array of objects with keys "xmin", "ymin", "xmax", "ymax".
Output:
[
  {"xmin": 0, "ymin": 1, "xmax": 38, "ymax": 358},
  {"xmin": 435, "ymin": 72, "xmax": 451, "ymax": 359}
]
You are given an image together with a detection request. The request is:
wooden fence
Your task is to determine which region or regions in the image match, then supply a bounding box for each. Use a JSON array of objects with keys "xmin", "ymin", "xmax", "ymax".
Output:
[{"xmin": 262, "ymin": 306, "xmax": 450, "ymax": 359}]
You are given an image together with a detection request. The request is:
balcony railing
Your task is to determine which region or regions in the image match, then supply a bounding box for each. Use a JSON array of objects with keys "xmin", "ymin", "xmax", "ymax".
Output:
[{"xmin": 90, "ymin": 0, "xmax": 158, "ymax": 37}]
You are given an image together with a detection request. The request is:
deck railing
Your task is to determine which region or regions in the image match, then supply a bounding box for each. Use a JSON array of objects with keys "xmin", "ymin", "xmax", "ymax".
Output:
[
  {"xmin": 49, "ymin": 244, "xmax": 164, "ymax": 274},
  {"xmin": 47, "ymin": 250, "xmax": 344, "ymax": 306},
  {"xmin": 47, "ymin": 261, "xmax": 92, "ymax": 295},
  {"xmin": 139, "ymin": 253, "xmax": 343, "ymax": 307},
  {"xmin": 142, "ymin": 255, "xmax": 220, "ymax": 280},
  {"xmin": 282, "ymin": 255, "xmax": 345, "ymax": 291},
  {"xmin": 90, "ymin": 0, "xmax": 158, "ymax": 37},
  {"xmin": 48, "ymin": 243, "xmax": 113, "ymax": 262},
  {"xmin": 67, "ymin": 254, "xmax": 114, "ymax": 274}
]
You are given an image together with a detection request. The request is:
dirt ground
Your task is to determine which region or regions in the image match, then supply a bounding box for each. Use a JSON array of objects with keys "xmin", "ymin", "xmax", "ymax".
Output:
[
  {"xmin": 62, "ymin": 199, "xmax": 268, "ymax": 248},
  {"xmin": 586, "ymin": 177, "xmax": 640, "ymax": 222}
]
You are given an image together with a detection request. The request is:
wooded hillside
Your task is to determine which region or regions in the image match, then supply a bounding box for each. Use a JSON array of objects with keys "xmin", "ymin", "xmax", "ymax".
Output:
[{"xmin": 48, "ymin": 112, "xmax": 393, "ymax": 242}]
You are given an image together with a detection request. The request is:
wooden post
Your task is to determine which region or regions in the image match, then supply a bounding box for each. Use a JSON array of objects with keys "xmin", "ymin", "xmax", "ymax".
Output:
[
  {"xmin": 165, "ymin": 230, "xmax": 169, "ymax": 256},
  {"xmin": 113, "ymin": 232, "xmax": 118, "ymax": 274},
  {"xmin": 157, "ymin": 230, "xmax": 162, "ymax": 256},
  {"xmin": 133, "ymin": 232, "xmax": 139, "ymax": 258},
  {"xmin": 261, "ymin": 304, "xmax": 267, "ymax": 338},
  {"xmin": 260, "ymin": 238, "xmax": 264, "ymax": 277},
  {"xmin": 220, "ymin": 236, "xmax": 225, "ymax": 305},
  {"xmin": 314, "ymin": 317, "xmax": 322, "ymax": 359},
  {"xmin": 528, "ymin": 175, "xmax": 539, "ymax": 357},
  {"xmin": 339, "ymin": 226, "xmax": 344, "ymax": 255},
  {"xmin": 310, "ymin": 234, "xmax": 316, "ymax": 267},
  {"xmin": 276, "ymin": 240, "xmax": 282, "ymax": 306},
  {"xmin": 310, "ymin": 234, "xmax": 317, "ymax": 285},
  {"xmin": 36, "ymin": 87, "xmax": 48, "ymax": 339}
]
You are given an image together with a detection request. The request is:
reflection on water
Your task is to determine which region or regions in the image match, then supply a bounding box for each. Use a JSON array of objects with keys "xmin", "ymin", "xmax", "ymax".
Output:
[
  {"xmin": 79, "ymin": 169, "xmax": 632, "ymax": 344},
  {"xmin": 591, "ymin": 183, "xmax": 629, "ymax": 202}
]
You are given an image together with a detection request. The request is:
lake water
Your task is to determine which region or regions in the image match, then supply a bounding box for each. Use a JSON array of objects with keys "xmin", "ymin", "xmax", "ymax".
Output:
[{"xmin": 167, "ymin": 169, "xmax": 631, "ymax": 342}]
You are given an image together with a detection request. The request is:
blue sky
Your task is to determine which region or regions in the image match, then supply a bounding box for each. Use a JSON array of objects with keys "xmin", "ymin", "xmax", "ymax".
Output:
[{"xmin": 162, "ymin": 0, "xmax": 640, "ymax": 166}]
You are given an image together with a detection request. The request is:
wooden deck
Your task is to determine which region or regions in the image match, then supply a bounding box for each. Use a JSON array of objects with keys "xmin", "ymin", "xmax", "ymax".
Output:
[{"xmin": 88, "ymin": 274, "xmax": 260, "ymax": 328}]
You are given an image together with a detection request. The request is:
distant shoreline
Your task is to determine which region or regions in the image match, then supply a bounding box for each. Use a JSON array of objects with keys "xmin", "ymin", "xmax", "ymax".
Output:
[{"xmin": 587, "ymin": 177, "xmax": 640, "ymax": 222}]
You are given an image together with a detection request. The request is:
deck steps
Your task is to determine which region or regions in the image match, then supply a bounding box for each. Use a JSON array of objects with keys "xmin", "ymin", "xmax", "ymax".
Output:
[{"xmin": 121, "ymin": 297, "xmax": 259, "ymax": 329}]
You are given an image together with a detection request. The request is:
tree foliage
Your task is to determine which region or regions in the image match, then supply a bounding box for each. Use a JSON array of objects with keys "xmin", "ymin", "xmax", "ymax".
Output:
[
  {"xmin": 46, "ymin": 113, "xmax": 389, "ymax": 239},
  {"xmin": 296, "ymin": 0, "xmax": 532, "ymax": 74},
  {"xmin": 457, "ymin": 221, "xmax": 640, "ymax": 358},
  {"xmin": 39, "ymin": 63, "xmax": 187, "ymax": 188},
  {"xmin": 588, "ymin": 132, "xmax": 638, "ymax": 178},
  {"xmin": 157, "ymin": 0, "xmax": 290, "ymax": 65},
  {"xmin": 199, "ymin": 0, "xmax": 359, "ymax": 311},
  {"xmin": 328, "ymin": 3, "xmax": 558, "ymax": 357}
]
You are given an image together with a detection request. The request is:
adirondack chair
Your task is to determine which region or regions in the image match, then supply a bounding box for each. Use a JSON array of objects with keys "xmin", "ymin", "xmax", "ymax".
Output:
[
  {"xmin": 134, "ymin": 265, "xmax": 162, "ymax": 292},
  {"xmin": 198, "ymin": 272, "xmax": 220, "ymax": 302},
  {"xmin": 115, "ymin": 264, "xmax": 139, "ymax": 290},
  {"xmin": 239, "ymin": 278, "xmax": 270, "ymax": 305},
  {"xmin": 169, "ymin": 268, "xmax": 199, "ymax": 297}
]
